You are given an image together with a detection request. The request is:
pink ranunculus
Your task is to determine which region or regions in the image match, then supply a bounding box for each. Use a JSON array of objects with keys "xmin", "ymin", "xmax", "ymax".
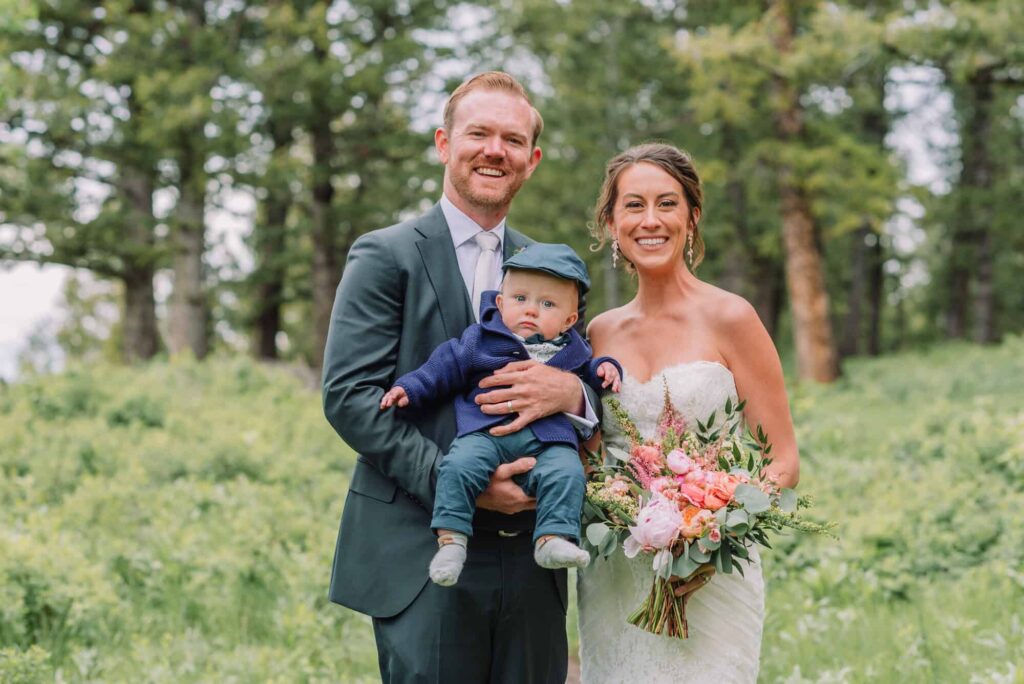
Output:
[
  {"xmin": 649, "ymin": 476, "xmax": 677, "ymax": 496},
  {"xmin": 708, "ymin": 527, "xmax": 722, "ymax": 543},
  {"xmin": 607, "ymin": 477, "xmax": 631, "ymax": 497},
  {"xmin": 679, "ymin": 506, "xmax": 713, "ymax": 540},
  {"xmin": 623, "ymin": 494, "xmax": 682, "ymax": 557},
  {"xmin": 666, "ymin": 449, "xmax": 697, "ymax": 476},
  {"xmin": 677, "ymin": 483, "xmax": 706, "ymax": 508},
  {"xmin": 683, "ymin": 469, "xmax": 711, "ymax": 486}
]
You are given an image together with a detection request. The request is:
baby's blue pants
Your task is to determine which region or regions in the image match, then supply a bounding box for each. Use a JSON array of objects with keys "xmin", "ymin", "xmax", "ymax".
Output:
[{"xmin": 431, "ymin": 429, "xmax": 585, "ymax": 544}]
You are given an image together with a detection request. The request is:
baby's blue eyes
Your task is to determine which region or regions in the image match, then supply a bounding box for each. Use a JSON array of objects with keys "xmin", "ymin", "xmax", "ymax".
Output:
[{"xmin": 511, "ymin": 296, "xmax": 555, "ymax": 308}]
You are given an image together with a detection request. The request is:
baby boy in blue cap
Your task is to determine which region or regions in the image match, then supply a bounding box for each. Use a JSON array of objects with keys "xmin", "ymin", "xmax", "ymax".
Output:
[{"xmin": 380, "ymin": 243, "xmax": 622, "ymax": 585}]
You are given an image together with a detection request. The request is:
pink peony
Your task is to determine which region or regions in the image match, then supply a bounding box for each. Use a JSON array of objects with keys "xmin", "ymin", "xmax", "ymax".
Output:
[
  {"xmin": 666, "ymin": 449, "xmax": 697, "ymax": 476},
  {"xmin": 624, "ymin": 494, "xmax": 682, "ymax": 557},
  {"xmin": 649, "ymin": 476, "xmax": 677, "ymax": 495}
]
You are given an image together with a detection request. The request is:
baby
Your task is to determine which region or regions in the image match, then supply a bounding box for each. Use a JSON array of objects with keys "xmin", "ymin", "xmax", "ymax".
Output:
[{"xmin": 380, "ymin": 243, "xmax": 621, "ymax": 586}]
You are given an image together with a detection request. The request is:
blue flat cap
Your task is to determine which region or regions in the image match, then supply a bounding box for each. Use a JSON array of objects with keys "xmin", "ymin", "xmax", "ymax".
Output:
[{"xmin": 502, "ymin": 243, "xmax": 590, "ymax": 293}]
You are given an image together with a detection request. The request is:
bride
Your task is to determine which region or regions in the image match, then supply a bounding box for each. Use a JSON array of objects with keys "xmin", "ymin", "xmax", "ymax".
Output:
[{"xmin": 578, "ymin": 143, "xmax": 801, "ymax": 683}]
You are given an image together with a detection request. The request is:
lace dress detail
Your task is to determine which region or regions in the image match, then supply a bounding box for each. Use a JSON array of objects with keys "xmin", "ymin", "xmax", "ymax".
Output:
[{"xmin": 578, "ymin": 362, "xmax": 764, "ymax": 684}]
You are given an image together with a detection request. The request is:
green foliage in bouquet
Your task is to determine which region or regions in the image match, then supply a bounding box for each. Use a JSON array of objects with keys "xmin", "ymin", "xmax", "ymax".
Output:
[{"xmin": 581, "ymin": 383, "xmax": 834, "ymax": 638}]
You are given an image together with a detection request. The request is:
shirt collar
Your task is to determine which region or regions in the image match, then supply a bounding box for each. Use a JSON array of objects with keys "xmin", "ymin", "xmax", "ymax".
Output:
[{"xmin": 440, "ymin": 193, "xmax": 506, "ymax": 249}]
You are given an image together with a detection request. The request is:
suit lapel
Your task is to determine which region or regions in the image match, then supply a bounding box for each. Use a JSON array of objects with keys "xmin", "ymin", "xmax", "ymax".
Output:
[
  {"xmin": 415, "ymin": 204, "xmax": 474, "ymax": 338},
  {"xmin": 503, "ymin": 227, "xmax": 532, "ymax": 260}
]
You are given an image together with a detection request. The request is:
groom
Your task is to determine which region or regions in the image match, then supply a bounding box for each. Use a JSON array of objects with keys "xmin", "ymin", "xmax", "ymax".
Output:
[{"xmin": 322, "ymin": 72, "xmax": 597, "ymax": 683}]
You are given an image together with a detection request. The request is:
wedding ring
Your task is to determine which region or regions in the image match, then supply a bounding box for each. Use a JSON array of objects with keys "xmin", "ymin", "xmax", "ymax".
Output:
[{"xmin": 506, "ymin": 400, "xmax": 513, "ymax": 412}]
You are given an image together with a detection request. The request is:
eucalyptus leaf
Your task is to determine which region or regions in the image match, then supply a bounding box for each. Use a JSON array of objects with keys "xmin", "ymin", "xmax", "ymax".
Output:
[
  {"xmin": 606, "ymin": 446, "xmax": 631, "ymax": 462},
  {"xmin": 779, "ymin": 488, "xmax": 798, "ymax": 513},
  {"xmin": 688, "ymin": 544, "xmax": 711, "ymax": 563},
  {"xmin": 672, "ymin": 552, "xmax": 701, "ymax": 579},
  {"xmin": 726, "ymin": 508, "xmax": 750, "ymax": 534},
  {"xmin": 598, "ymin": 529, "xmax": 619, "ymax": 557},
  {"xmin": 734, "ymin": 484, "xmax": 771, "ymax": 514},
  {"xmin": 586, "ymin": 522, "xmax": 611, "ymax": 547}
]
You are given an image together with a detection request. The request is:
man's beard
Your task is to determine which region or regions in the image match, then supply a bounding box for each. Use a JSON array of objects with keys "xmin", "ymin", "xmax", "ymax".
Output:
[{"xmin": 449, "ymin": 167, "xmax": 526, "ymax": 211}]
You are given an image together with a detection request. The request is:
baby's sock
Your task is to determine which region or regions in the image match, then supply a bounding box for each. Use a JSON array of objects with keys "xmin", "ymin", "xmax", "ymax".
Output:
[
  {"xmin": 534, "ymin": 535, "xmax": 590, "ymax": 570},
  {"xmin": 429, "ymin": 532, "xmax": 468, "ymax": 586}
]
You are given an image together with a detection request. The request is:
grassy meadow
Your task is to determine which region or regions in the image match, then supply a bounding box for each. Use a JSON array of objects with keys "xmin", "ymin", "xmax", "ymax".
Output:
[{"xmin": 1, "ymin": 339, "xmax": 1022, "ymax": 682}]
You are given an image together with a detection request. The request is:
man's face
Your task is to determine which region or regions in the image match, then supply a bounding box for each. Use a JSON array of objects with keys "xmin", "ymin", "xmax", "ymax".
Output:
[
  {"xmin": 496, "ymin": 270, "xmax": 579, "ymax": 341},
  {"xmin": 435, "ymin": 89, "xmax": 542, "ymax": 219}
]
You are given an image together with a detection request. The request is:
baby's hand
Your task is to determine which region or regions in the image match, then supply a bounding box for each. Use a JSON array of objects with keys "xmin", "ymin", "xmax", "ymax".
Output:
[
  {"xmin": 380, "ymin": 386, "xmax": 410, "ymax": 409},
  {"xmin": 596, "ymin": 361, "xmax": 621, "ymax": 393}
]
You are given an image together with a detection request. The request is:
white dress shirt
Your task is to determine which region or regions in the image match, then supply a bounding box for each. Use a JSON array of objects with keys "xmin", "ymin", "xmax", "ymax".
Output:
[{"xmin": 439, "ymin": 194, "xmax": 599, "ymax": 433}]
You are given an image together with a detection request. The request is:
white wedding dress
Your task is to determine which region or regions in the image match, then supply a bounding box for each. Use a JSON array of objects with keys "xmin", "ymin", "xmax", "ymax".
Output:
[{"xmin": 578, "ymin": 361, "xmax": 764, "ymax": 683}]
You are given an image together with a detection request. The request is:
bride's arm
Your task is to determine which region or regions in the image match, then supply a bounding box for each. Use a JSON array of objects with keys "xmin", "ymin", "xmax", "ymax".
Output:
[{"xmin": 718, "ymin": 298, "xmax": 800, "ymax": 489}]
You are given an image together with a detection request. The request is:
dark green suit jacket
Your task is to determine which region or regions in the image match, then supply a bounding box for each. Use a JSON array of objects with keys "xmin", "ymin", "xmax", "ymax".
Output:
[{"xmin": 324, "ymin": 203, "xmax": 580, "ymax": 618}]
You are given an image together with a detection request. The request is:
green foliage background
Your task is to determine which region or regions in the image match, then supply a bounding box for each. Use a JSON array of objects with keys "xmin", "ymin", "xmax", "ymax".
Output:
[{"xmin": 2, "ymin": 339, "xmax": 1023, "ymax": 682}]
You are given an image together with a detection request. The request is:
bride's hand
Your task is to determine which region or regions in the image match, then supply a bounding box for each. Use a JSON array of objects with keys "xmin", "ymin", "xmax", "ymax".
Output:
[{"xmin": 476, "ymin": 360, "xmax": 584, "ymax": 437}]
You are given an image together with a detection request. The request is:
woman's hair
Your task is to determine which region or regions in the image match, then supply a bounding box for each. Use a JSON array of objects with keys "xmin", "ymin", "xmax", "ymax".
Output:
[{"xmin": 590, "ymin": 142, "xmax": 705, "ymax": 270}]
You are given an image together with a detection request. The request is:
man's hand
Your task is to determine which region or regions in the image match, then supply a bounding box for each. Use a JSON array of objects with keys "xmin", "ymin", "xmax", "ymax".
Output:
[
  {"xmin": 476, "ymin": 457, "xmax": 537, "ymax": 514},
  {"xmin": 379, "ymin": 386, "xmax": 409, "ymax": 409},
  {"xmin": 476, "ymin": 360, "xmax": 585, "ymax": 437},
  {"xmin": 596, "ymin": 361, "xmax": 621, "ymax": 392}
]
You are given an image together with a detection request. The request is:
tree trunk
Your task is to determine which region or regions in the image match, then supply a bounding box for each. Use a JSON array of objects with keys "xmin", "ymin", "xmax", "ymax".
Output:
[
  {"xmin": 840, "ymin": 225, "xmax": 869, "ymax": 358},
  {"xmin": 252, "ymin": 193, "xmax": 288, "ymax": 359},
  {"xmin": 123, "ymin": 269, "xmax": 159, "ymax": 360},
  {"xmin": 866, "ymin": 232, "xmax": 883, "ymax": 355},
  {"xmin": 118, "ymin": 168, "xmax": 160, "ymax": 361},
  {"xmin": 167, "ymin": 150, "xmax": 208, "ymax": 359},
  {"xmin": 770, "ymin": 0, "xmax": 839, "ymax": 382},
  {"xmin": 945, "ymin": 225, "xmax": 972, "ymax": 339},
  {"xmin": 948, "ymin": 70, "xmax": 996, "ymax": 341},
  {"xmin": 779, "ymin": 185, "xmax": 840, "ymax": 381},
  {"xmin": 966, "ymin": 73, "xmax": 996, "ymax": 343},
  {"xmin": 974, "ymin": 226, "xmax": 996, "ymax": 343},
  {"xmin": 309, "ymin": 80, "xmax": 338, "ymax": 371}
]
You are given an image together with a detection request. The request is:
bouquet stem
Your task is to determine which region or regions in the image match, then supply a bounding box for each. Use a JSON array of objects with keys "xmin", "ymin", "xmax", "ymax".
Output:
[{"xmin": 626, "ymin": 565, "xmax": 714, "ymax": 639}]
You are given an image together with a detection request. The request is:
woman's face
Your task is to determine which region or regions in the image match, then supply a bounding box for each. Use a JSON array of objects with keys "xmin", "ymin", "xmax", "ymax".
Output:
[{"xmin": 609, "ymin": 162, "xmax": 698, "ymax": 275}]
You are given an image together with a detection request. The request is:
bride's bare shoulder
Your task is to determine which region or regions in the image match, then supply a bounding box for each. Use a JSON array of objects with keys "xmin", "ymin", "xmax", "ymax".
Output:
[
  {"xmin": 697, "ymin": 283, "xmax": 762, "ymax": 331},
  {"xmin": 587, "ymin": 306, "xmax": 630, "ymax": 341}
]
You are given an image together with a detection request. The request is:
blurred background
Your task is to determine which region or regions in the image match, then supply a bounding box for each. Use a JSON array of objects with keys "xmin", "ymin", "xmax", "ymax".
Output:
[{"xmin": 0, "ymin": 1, "xmax": 1022, "ymax": 682}]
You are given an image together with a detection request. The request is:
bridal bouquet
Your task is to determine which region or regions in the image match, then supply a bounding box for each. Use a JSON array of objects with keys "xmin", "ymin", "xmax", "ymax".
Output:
[{"xmin": 581, "ymin": 387, "xmax": 833, "ymax": 639}]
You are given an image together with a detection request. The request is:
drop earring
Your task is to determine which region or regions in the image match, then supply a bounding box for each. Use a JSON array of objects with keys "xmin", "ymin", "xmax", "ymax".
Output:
[
  {"xmin": 687, "ymin": 231, "xmax": 694, "ymax": 267},
  {"xmin": 611, "ymin": 238, "xmax": 620, "ymax": 268}
]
